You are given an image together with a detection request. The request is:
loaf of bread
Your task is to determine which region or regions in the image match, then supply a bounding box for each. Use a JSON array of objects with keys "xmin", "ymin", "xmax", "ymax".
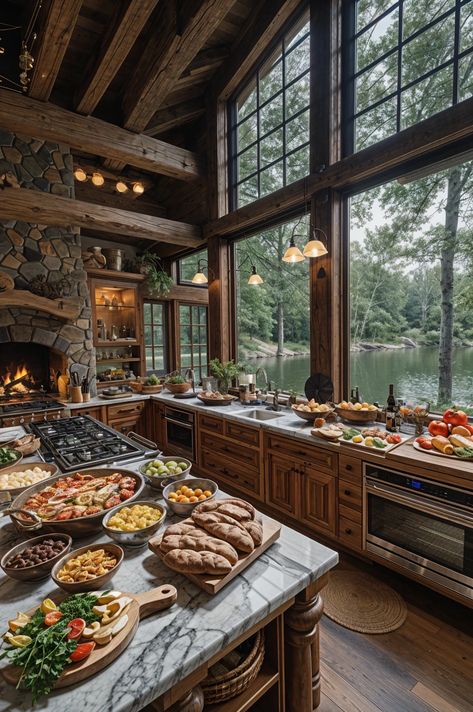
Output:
[
  {"xmin": 160, "ymin": 533, "xmax": 239, "ymax": 564},
  {"xmin": 192, "ymin": 511, "xmax": 254, "ymax": 553},
  {"xmin": 243, "ymin": 520, "xmax": 263, "ymax": 546},
  {"xmin": 194, "ymin": 498, "xmax": 255, "ymax": 521},
  {"xmin": 163, "ymin": 548, "xmax": 232, "ymax": 575},
  {"xmin": 163, "ymin": 522, "xmax": 207, "ymax": 538}
]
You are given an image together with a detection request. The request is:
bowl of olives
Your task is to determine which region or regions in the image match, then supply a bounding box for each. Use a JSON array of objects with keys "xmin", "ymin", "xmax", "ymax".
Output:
[
  {"xmin": 140, "ymin": 456, "xmax": 192, "ymax": 489},
  {"xmin": 1, "ymin": 533, "xmax": 72, "ymax": 581}
]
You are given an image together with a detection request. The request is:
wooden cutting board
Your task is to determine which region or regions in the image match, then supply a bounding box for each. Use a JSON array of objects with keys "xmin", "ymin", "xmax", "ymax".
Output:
[
  {"xmin": 149, "ymin": 518, "xmax": 281, "ymax": 594},
  {"xmin": 2, "ymin": 584, "xmax": 177, "ymax": 689}
]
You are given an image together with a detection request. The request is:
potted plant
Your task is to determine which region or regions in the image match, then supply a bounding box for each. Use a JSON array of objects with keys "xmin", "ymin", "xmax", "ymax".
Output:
[
  {"xmin": 136, "ymin": 251, "xmax": 174, "ymax": 298},
  {"xmin": 141, "ymin": 373, "xmax": 163, "ymax": 394},
  {"xmin": 165, "ymin": 372, "xmax": 192, "ymax": 394},
  {"xmin": 209, "ymin": 359, "xmax": 242, "ymax": 394}
]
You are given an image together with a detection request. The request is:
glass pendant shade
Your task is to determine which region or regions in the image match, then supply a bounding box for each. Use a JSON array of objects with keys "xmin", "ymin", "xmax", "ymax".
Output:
[
  {"xmin": 116, "ymin": 180, "xmax": 128, "ymax": 193},
  {"xmin": 248, "ymin": 266, "xmax": 263, "ymax": 285},
  {"xmin": 303, "ymin": 239, "xmax": 328, "ymax": 258},
  {"xmin": 73, "ymin": 167, "xmax": 87, "ymax": 182},
  {"xmin": 91, "ymin": 172, "xmax": 105, "ymax": 186},
  {"xmin": 191, "ymin": 271, "xmax": 208, "ymax": 284},
  {"xmin": 282, "ymin": 237, "xmax": 305, "ymax": 263}
]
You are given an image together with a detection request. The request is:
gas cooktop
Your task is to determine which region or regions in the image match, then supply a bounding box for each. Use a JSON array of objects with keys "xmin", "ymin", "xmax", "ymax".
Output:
[
  {"xmin": 0, "ymin": 394, "xmax": 64, "ymax": 415},
  {"xmin": 29, "ymin": 415, "xmax": 149, "ymax": 472}
]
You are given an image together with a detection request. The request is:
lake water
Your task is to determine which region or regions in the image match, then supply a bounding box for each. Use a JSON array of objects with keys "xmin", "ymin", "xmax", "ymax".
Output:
[{"xmin": 255, "ymin": 346, "xmax": 473, "ymax": 406}]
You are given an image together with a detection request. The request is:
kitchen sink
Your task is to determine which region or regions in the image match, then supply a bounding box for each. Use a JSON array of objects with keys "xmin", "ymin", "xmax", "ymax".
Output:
[{"xmin": 236, "ymin": 409, "xmax": 285, "ymax": 421}]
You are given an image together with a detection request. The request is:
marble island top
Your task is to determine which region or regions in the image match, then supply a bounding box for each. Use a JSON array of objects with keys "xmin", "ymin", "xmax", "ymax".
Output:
[{"xmin": 0, "ymin": 481, "xmax": 338, "ymax": 712}]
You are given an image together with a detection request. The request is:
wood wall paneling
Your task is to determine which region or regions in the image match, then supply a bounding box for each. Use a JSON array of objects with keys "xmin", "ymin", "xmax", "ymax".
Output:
[
  {"xmin": 0, "ymin": 187, "xmax": 203, "ymax": 248},
  {"xmin": 0, "ymin": 90, "xmax": 201, "ymax": 181}
]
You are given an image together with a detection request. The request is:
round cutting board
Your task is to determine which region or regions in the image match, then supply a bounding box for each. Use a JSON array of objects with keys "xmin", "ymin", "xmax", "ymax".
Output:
[{"xmin": 2, "ymin": 584, "xmax": 177, "ymax": 689}]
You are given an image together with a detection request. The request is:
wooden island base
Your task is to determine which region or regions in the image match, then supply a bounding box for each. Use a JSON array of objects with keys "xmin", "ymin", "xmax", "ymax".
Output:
[{"xmin": 149, "ymin": 574, "xmax": 329, "ymax": 712}]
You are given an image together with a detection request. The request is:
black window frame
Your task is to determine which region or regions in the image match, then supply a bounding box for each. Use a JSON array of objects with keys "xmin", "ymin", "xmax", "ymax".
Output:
[
  {"xmin": 177, "ymin": 248, "xmax": 209, "ymax": 287},
  {"xmin": 228, "ymin": 8, "xmax": 311, "ymax": 210},
  {"xmin": 342, "ymin": 0, "xmax": 473, "ymax": 156},
  {"xmin": 143, "ymin": 300, "xmax": 168, "ymax": 376},
  {"xmin": 178, "ymin": 303, "xmax": 209, "ymax": 383}
]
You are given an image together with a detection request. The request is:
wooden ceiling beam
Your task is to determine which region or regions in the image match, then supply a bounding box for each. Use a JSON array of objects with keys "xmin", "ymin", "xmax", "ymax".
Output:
[
  {"xmin": 122, "ymin": 0, "xmax": 240, "ymax": 133},
  {"xmin": 74, "ymin": 0, "xmax": 159, "ymax": 115},
  {"xmin": 29, "ymin": 0, "xmax": 83, "ymax": 101},
  {"xmin": 144, "ymin": 98, "xmax": 205, "ymax": 136},
  {"xmin": 0, "ymin": 90, "xmax": 201, "ymax": 181},
  {"xmin": 0, "ymin": 187, "xmax": 203, "ymax": 247}
]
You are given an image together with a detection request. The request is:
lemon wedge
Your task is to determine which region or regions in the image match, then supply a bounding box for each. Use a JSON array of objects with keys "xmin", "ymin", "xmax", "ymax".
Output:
[{"xmin": 40, "ymin": 598, "xmax": 57, "ymax": 614}]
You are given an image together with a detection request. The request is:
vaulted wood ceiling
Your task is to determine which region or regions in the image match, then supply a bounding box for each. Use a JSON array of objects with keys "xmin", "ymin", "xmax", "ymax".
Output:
[{"xmin": 1, "ymin": 0, "xmax": 257, "ymax": 255}]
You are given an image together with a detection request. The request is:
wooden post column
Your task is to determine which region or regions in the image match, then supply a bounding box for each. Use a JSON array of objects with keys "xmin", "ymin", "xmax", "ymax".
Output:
[
  {"xmin": 284, "ymin": 574, "xmax": 328, "ymax": 712},
  {"xmin": 207, "ymin": 236, "xmax": 232, "ymax": 363}
]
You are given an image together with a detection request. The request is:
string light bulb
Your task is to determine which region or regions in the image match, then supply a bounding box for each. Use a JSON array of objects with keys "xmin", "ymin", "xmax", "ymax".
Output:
[
  {"xmin": 132, "ymin": 181, "xmax": 145, "ymax": 195},
  {"xmin": 247, "ymin": 265, "xmax": 263, "ymax": 285},
  {"xmin": 116, "ymin": 180, "xmax": 128, "ymax": 193},
  {"xmin": 73, "ymin": 167, "xmax": 87, "ymax": 182},
  {"xmin": 282, "ymin": 235, "xmax": 305, "ymax": 263},
  {"xmin": 91, "ymin": 172, "xmax": 105, "ymax": 186}
]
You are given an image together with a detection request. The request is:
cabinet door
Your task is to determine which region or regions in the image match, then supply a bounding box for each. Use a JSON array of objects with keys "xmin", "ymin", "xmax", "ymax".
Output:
[
  {"xmin": 301, "ymin": 466, "xmax": 336, "ymax": 535},
  {"xmin": 266, "ymin": 454, "xmax": 299, "ymax": 518}
]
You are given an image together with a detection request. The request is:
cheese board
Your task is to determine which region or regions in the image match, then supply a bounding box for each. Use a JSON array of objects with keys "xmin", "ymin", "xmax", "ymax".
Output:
[
  {"xmin": 2, "ymin": 584, "xmax": 177, "ymax": 689},
  {"xmin": 149, "ymin": 517, "xmax": 281, "ymax": 594}
]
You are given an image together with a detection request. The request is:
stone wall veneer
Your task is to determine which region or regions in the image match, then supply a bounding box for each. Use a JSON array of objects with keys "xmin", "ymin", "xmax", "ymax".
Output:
[{"xmin": 0, "ymin": 131, "xmax": 96, "ymax": 392}]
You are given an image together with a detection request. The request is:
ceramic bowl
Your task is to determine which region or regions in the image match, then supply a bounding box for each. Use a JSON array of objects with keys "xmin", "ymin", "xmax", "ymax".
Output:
[
  {"xmin": 51, "ymin": 542, "xmax": 124, "ymax": 593},
  {"xmin": 0, "ymin": 462, "xmax": 58, "ymax": 497},
  {"xmin": 102, "ymin": 500, "xmax": 166, "ymax": 547},
  {"xmin": 140, "ymin": 456, "xmax": 192, "ymax": 490},
  {"xmin": 1, "ymin": 533, "xmax": 72, "ymax": 582},
  {"xmin": 162, "ymin": 477, "xmax": 218, "ymax": 517}
]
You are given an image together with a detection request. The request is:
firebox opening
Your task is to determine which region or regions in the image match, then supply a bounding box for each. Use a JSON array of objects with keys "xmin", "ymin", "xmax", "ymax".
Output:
[{"xmin": 0, "ymin": 344, "xmax": 67, "ymax": 394}]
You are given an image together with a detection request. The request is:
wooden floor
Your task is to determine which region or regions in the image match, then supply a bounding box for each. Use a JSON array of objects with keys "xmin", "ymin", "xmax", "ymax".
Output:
[{"xmin": 319, "ymin": 554, "xmax": 473, "ymax": 712}]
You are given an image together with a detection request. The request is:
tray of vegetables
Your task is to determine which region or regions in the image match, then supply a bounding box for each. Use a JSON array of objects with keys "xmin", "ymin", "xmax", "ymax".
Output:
[
  {"xmin": 340, "ymin": 426, "xmax": 407, "ymax": 452},
  {"xmin": 413, "ymin": 408, "xmax": 473, "ymax": 460},
  {"xmin": 1, "ymin": 586, "xmax": 177, "ymax": 701}
]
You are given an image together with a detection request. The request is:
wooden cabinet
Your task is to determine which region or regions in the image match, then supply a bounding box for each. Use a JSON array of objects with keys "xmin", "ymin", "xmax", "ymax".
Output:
[
  {"xmin": 301, "ymin": 465, "xmax": 336, "ymax": 535},
  {"xmin": 266, "ymin": 454, "xmax": 300, "ymax": 518},
  {"xmin": 147, "ymin": 400, "xmax": 164, "ymax": 449},
  {"xmin": 337, "ymin": 455, "xmax": 363, "ymax": 551},
  {"xmin": 107, "ymin": 399, "xmax": 145, "ymax": 435},
  {"xmin": 71, "ymin": 406, "xmax": 103, "ymax": 421}
]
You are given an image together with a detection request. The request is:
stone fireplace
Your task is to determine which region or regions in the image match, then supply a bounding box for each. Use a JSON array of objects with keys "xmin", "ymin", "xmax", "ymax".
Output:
[{"xmin": 0, "ymin": 131, "xmax": 96, "ymax": 393}]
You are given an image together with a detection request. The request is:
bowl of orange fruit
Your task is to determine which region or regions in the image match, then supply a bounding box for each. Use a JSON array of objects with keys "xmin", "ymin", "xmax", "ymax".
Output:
[{"xmin": 162, "ymin": 478, "xmax": 218, "ymax": 517}]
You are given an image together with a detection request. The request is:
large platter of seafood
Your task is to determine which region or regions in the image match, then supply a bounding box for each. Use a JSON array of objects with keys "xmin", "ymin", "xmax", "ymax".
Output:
[{"xmin": 6, "ymin": 469, "xmax": 145, "ymax": 537}]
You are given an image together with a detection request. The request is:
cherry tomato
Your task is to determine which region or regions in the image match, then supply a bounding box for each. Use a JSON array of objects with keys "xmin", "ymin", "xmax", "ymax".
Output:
[
  {"xmin": 443, "ymin": 408, "xmax": 468, "ymax": 427},
  {"xmin": 67, "ymin": 618, "xmax": 86, "ymax": 641},
  {"xmin": 428, "ymin": 420, "xmax": 449, "ymax": 437},
  {"xmin": 44, "ymin": 610, "xmax": 63, "ymax": 626},
  {"xmin": 69, "ymin": 641, "xmax": 96, "ymax": 663}
]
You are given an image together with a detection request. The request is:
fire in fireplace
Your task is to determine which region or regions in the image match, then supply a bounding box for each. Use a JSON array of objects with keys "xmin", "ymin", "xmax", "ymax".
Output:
[{"xmin": 0, "ymin": 345, "xmax": 67, "ymax": 394}]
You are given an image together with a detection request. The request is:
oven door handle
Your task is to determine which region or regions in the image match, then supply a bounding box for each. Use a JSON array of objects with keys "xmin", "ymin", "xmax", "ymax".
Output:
[
  {"xmin": 165, "ymin": 418, "xmax": 194, "ymax": 430},
  {"xmin": 365, "ymin": 479, "xmax": 473, "ymax": 528}
]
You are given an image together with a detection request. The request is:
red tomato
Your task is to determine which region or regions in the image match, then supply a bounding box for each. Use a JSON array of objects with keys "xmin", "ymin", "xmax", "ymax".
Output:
[
  {"xmin": 415, "ymin": 436, "xmax": 427, "ymax": 443},
  {"xmin": 44, "ymin": 610, "xmax": 63, "ymax": 626},
  {"xmin": 386, "ymin": 434, "xmax": 401, "ymax": 444},
  {"xmin": 67, "ymin": 618, "xmax": 86, "ymax": 641},
  {"xmin": 464, "ymin": 424, "xmax": 473, "ymax": 435},
  {"xmin": 419, "ymin": 439, "xmax": 433, "ymax": 450},
  {"xmin": 428, "ymin": 420, "xmax": 449, "ymax": 437},
  {"xmin": 69, "ymin": 641, "xmax": 96, "ymax": 663},
  {"xmin": 443, "ymin": 408, "xmax": 468, "ymax": 427}
]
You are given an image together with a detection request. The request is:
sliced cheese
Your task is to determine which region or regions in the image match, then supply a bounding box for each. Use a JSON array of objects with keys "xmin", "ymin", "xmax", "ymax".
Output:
[
  {"xmin": 97, "ymin": 590, "xmax": 123, "ymax": 605},
  {"xmin": 82, "ymin": 621, "xmax": 101, "ymax": 639}
]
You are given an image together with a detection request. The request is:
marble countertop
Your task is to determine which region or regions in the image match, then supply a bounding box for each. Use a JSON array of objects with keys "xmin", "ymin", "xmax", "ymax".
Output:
[{"xmin": 0, "ymin": 479, "xmax": 338, "ymax": 712}]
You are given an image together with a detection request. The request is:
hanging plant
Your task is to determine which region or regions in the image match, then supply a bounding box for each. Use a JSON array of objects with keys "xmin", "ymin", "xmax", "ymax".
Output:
[{"xmin": 135, "ymin": 251, "xmax": 174, "ymax": 298}]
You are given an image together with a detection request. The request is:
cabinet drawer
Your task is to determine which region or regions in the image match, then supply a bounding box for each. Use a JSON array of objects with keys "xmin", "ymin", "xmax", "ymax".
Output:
[
  {"xmin": 339, "ymin": 503, "xmax": 362, "ymax": 524},
  {"xmin": 225, "ymin": 421, "xmax": 260, "ymax": 447},
  {"xmin": 338, "ymin": 516, "xmax": 362, "ymax": 550},
  {"xmin": 338, "ymin": 454, "xmax": 362, "ymax": 483},
  {"xmin": 199, "ymin": 413, "xmax": 224, "ymax": 434},
  {"xmin": 265, "ymin": 435, "xmax": 337, "ymax": 474},
  {"xmin": 107, "ymin": 400, "xmax": 145, "ymax": 420},
  {"xmin": 72, "ymin": 407, "xmax": 102, "ymax": 420},
  {"xmin": 338, "ymin": 478, "xmax": 362, "ymax": 509},
  {"xmin": 200, "ymin": 449, "xmax": 262, "ymax": 498},
  {"xmin": 200, "ymin": 431, "xmax": 260, "ymax": 469},
  {"xmin": 109, "ymin": 417, "xmax": 141, "ymax": 436}
]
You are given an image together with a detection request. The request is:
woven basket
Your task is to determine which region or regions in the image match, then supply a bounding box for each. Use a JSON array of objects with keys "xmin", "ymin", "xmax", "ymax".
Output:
[
  {"xmin": 129, "ymin": 381, "xmax": 143, "ymax": 393},
  {"xmin": 165, "ymin": 381, "xmax": 191, "ymax": 394},
  {"xmin": 201, "ymin": 630, "xmax": 265, "ymax": 705}
]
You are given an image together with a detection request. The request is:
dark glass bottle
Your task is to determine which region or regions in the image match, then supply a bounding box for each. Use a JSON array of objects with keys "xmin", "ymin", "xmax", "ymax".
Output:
[{"xmin": 386, "ymin": 384, "xmax": 396, "ymax": 431}]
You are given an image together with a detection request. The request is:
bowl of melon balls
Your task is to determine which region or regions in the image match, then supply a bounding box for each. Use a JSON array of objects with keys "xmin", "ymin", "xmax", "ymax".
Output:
[
  {"xmin": 140, "ymin": 456, "xmax": 192, "ymax": 489},
  {"xmin": 163, "ymin": 478, "xmax": 218, "ymax": 516}
]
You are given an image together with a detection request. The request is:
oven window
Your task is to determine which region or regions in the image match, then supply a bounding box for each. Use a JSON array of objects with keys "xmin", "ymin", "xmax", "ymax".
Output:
[{"xmin": 368, "ymin": 495, "xmax": 471, "ymax": 576}]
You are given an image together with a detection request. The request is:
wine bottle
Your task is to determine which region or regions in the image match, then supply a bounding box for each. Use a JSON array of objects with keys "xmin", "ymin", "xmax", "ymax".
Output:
[{"xmin": 386, "ymin": 384, "xmax": 396, "ymax": 431}]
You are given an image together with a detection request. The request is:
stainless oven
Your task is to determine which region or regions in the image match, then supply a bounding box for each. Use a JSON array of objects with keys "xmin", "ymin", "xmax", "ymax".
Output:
[
  {"xmin": 364, "ymin": 464, "xmax": 473, "ymax": 603},
  {"xmin": 163, "ymin": 406, "xmax": 195, "ymax": 461}
]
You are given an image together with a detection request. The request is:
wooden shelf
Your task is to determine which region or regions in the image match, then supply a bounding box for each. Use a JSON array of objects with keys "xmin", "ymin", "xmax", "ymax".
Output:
[
  {"xmin": 96, "ymin": 379, "xmax": 134, "ymax": 387},
  {"xmin": 97, "ymin": 358, "xmax": 141, "ymax": 364},
  {"xmin": 86, "ymin": 268, "xmax": 145, "ymax": 282},
  {"xmin": 97, "ymin": 340, "xmax": 138, "ymax": 346},
  {"xmin": 207, "ymin": 664, "xmax": 279, "ymax": 712}
]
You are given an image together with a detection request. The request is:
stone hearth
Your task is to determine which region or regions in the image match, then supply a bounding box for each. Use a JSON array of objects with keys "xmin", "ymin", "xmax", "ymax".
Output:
[{"xmin": 0, "ymin": 131, "xmax": 96, "ymax": 392}]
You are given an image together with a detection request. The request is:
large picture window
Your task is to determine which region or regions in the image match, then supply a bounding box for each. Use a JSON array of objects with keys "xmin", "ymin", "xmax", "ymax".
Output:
[
  {"xmin": 344, "ymin": 0, "xmax": 473, "ymax": 153},
  {"xmin": 229, "ymin": 13, "xmax": 310, "ymax": 208},
  {"xmin": 143, "ymin": 302, "xmax": 167, "ymax": 375},
  {"xmin": 179, "ymin": 304, "xmax": 208, "ymax": 383},
  {"xmin": 348, "ymin": 155, "xmax": 473, "ymax": 412},
  {"xmin": 234, "ymin": 215, "xmax": 310, "ymax": 393}
]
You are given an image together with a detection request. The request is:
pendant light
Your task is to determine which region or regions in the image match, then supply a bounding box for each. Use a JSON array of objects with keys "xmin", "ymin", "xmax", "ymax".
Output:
[
  {"xmin": 73, "ymin": 167, "xmax": 87, "ymax": 182},
  {"xmin": 282, "ymin": 235, "xmax": 305, "ymax": 263},
  {"xmin": 116, "ymin": 180, "xmax": 128, "ymax": 193},
  {"xmin": 91, "ymin": 171, "xmax": 105, "ymax": 186},
  {"xmin": 247, "ymin": 265, "xmax": 263, "ymax": 285},
  {"xmin": 191, "ymin": 259, "xmax": 208, "ymax": 284},
  {"xmin": 303, "ymin": 227, "xmax": 328, "ymax": 258}
]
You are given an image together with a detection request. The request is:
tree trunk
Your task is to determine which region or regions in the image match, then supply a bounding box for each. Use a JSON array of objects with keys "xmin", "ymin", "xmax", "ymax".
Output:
[{"xmin": 438, "ymin": 167, "xmax": 461, "ymax": 405}]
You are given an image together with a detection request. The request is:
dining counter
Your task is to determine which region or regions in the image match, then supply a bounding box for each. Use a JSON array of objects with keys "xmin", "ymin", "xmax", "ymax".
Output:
[{"xmin": 0, "ymin": 472, "xmax": 338, "ymax": 712}]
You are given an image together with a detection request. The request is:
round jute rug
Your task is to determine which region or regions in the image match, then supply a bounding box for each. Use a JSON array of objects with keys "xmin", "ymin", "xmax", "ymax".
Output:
[{"xmin": 323, "ymin": 570, "xmax": 407, "ymax": 634}]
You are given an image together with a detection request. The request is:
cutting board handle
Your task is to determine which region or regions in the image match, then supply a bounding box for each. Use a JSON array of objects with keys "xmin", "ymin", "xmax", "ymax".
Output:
[{"xmin": 135, "ymin": 584, "xmax": 177, "ymax": 619}]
